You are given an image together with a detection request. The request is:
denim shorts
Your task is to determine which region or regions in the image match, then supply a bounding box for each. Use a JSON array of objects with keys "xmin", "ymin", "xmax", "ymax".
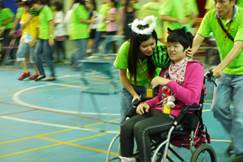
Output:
[{"xmin": 16, "ymin": 42, "xmax": 36, "ymax": 63}]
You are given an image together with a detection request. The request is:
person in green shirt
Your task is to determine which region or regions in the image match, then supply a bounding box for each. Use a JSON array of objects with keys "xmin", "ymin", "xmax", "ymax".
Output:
[
  {"xmin": 191, "ymin": 0, "xmax": 243, "ymax": 161},
  {"xmin": 32, "ymin": 0, "xmax": 56, "ymax": 81},
  {"xmin": 114, "ymin": 16, "xmax": 170, "ymax": 122},
  {"xmin": 69, "ymin": 0, "xmax": 92, "ymax": 69},
  {"xmin": 139, "ymin": 0, "xmax": 164, "ymax": 42},
  {"xmin": 0, "ymin": 1, "xmax": 14, "ymax": 62}
]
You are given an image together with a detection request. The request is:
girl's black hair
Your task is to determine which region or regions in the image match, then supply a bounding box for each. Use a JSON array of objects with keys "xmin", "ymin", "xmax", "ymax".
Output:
[
  {"xmin": 167, "ymin": 27, "xmax": 193, "ymax": 50},
  {"xmin": 128, "ymin": 30, "xmax": 157, "ymax": 83}
]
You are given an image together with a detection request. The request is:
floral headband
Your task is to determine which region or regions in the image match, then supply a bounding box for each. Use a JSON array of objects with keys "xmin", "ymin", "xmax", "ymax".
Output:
[{"xmin": 131, "ymin": 16, "xmax": 156, "ymax": 35}]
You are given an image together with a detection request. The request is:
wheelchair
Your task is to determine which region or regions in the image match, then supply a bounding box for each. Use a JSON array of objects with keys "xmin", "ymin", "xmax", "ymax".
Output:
[{"xmin": 105, "ymin": 72, "xmax": 217, "ymax": 162}]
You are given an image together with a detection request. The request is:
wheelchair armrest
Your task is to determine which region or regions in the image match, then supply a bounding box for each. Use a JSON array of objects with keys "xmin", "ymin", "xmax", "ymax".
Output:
[{"xmin": 173, "ymin": 104, "xmax": 201, "ymax": 126}]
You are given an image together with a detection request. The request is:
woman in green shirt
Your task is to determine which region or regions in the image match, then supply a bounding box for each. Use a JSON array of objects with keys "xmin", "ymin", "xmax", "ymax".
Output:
[{"xmin": 114, "ymin": 16, "xmax": 170, "ymax": 122}]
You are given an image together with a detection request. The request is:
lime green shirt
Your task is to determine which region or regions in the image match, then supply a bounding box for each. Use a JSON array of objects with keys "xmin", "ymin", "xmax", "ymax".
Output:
[
  {"xmin": 159, "ymin": 0, "xmax": 184, "ymax": 30},
  {"xmin": 114, "ymin": 41, "xmax": 169, "ymax": 86},
  {"xmin": 16, "ymin": 7, "xmax": 25, "ymax": 19},
  {"xmin": 197, "ymin": 7, "xmax": 243, "ymax": 75},
  {"xmin": 97, "ymin": 4, "xmax": 110, "ymax": 32},
  {"xmin": 69, "ymin": 4, "xmax": 89, "ymax": 40},
  {"xmin": 139, "ymin": 2, "xmax": 164, "ymax": 39},
  {"xmin": 38, "ymin": 5, "xmax": 53, "ymax": 39},
  {"xmin": 237, "ymin": 2, "xmax": 243, "ymax": 8},
  {"xmin": 0, "ymin": 8, "xmax": 14, "ymax": 30}
]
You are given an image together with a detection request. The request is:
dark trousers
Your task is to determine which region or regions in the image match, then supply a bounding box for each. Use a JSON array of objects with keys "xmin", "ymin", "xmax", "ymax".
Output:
[{"xmin": 120, "ymin": 110, "xmax": 173, "ymax": 162}]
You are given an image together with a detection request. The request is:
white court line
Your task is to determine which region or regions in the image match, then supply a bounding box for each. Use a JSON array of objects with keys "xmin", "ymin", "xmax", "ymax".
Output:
[
  {"xmin": 211, "ymin": 138, "xmax": 231, "ymax": 143},
  {"xmin": 0, "ymin": 115, "xmax": 118, "ymax": 134},
  {"xmin": 12, "ymin": 75, "xmax": 120, "ymax": 116}
]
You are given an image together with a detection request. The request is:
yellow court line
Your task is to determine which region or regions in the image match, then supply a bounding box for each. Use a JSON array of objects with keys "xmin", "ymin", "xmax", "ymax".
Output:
[
  {"xmin": 0, "ymin": 120, "xmax": 109, "ymax": 145},
  {"xmin": 0, "ymin": 128, "xmax": 73, "ymax": 145},
  {"xmin": 0, "ymin": 143, "xmax": 60, "ymax": 159},
  {"xmin": 38, "ymin": 134, "xmax": 118, "ymax": 156},
  {"xmin": 0, "ymin": 132, "xmax": 118, "ymax": 159}
]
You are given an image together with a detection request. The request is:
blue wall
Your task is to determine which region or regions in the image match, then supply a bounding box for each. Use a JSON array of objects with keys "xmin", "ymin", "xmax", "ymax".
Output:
[{"xmin": 3, "ymin": 0, "xmax": 18, "ymax": 13}]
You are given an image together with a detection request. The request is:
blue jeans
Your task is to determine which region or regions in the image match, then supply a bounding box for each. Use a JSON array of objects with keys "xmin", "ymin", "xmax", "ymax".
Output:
[
  {"xmin": 72, "ymin": 39, "xmax": 87, "ymax": 67},
  {"xmin": 211, "ymin": 74, "xmax": 243, "ymax": 154},
  {"xmin": 35, "ymin": 39, "xmax": 55, "ymax": 77},
  {"xmin": 16, "ymin": 42, "xmax": 36, "ymax": 63}
]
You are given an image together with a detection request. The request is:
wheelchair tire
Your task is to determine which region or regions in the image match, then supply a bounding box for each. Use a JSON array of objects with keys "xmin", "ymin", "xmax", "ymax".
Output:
[{"xmin": 190, "ymin": 144, "xmax": 216, "ymax": 162}]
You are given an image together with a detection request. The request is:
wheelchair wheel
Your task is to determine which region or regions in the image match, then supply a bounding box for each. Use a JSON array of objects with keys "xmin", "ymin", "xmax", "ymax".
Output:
[
  {"xmin": 190, "ymin": 144, "xmax": 216, "ymax": 162},
  {"xmin": 105, "ymin": 134, "xmax": 120, "ymax": 162}
]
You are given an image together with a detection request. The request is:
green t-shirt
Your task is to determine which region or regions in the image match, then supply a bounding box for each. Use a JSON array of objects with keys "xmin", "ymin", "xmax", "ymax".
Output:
[
  {"xmin": 159, "ymin": 0, "xmax": 184, "ymax": 30},
  {"xmin": 114, "ymin": 41, "xmax": 170, "ymax": 86},
  {"xmin": 139, "ymin": 2, "xmax": 164, "ymax": 39},
  {"xmin": 69, "ymin": 4, "xmax": 90, "ymax": 40},
  {"xmin": 97, "ymin": 4, "xmax": 110, "ymax": 32},
  {"xmin": 0, "ymin": 8, "xmax": 14, "ymax": 30},
  {"xmin": 237, "ymin": 2, "xmax": 243, "ymax": 8},
  {"xmin": 197, "ymin": 7, "xmax": 243, "ymax": 75},
  {"xmin": 16, "ymin": 7, "xmax": 25, "ymax": 19},
  {"xmin": 38, "ymin": 5, "xmax": 53, "ymax": 39}
]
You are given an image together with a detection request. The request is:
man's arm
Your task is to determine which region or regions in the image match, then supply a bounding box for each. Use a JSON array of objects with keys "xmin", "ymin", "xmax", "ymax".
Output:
[
  {"xmin": 213, "ymin": 41, "xmax": 243, "ymax": 77},
  {"xmin": 191, "ymin": 34, "xmax": 205, "ymax": 56}
]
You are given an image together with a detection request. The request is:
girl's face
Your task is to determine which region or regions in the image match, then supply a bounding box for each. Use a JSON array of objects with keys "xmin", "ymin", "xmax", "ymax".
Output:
[
  {"xmin": 139, "ymin": 37, "xmax": 156, "ymax": 57},
  {"xmin": 167, "ymin": 42, "xmax": 186, "ymax": 63}
]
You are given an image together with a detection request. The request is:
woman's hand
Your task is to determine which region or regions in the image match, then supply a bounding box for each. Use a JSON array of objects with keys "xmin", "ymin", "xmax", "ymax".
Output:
[
  {"xmin": 132, "ymin": 94, "xmax": 141, "ymax": 104},
  {"xmin": 151, "ymin": 76, "xmax": 170, "ymax": 88},
  {"xmin": 136, "ymin": 102, "xmax": 150, "ymax": 115}
]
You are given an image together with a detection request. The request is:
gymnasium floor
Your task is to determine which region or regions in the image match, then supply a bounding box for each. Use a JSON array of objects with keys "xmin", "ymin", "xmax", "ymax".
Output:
[{"xmin": 0, "ymin": 64, "xmax": 233, "ymax": 162}]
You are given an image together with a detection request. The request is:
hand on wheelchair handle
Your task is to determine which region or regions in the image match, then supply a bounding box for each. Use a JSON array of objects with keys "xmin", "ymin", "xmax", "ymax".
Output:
[
  {"xmin": 205, "ymin": 69, "xmax": 217, "ymax": 87},
  {"xmin": 132, "ymin": 95, "xmax": 141, "ymax": 107}
]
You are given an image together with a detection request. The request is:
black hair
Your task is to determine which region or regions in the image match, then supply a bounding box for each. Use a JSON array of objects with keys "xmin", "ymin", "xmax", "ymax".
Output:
[
  {"xmin": 23, "ymin": 0, "xmax": 33, "ymax": 7},
  {"xmin": 167, "ymin": 27, "xmax": 193, "ymax": 50},
  {"xmin": 52, "ymin": 1, "xmax": 63, "ymax": 11},
  {"xmin": 74, "ymin": 0, "xmax": 85, "ymax": 5},
  {"xmin": 0, "ymin": 1, "xmax": 4, "ymax": 8},
  {"xmin": 33, "ymin": 0, "xmax": 50, "ymax": 5},
  {"xmin": 128, "ymin": 30, "xmax": 157, "ymax": 83}
]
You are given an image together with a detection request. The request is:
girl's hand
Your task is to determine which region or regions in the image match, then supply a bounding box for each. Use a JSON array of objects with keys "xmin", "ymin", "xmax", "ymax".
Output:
[
  {"xmin": 136, "ymin": 103, "xmax": 150, "ymax": 115},
  {"xmin": 151, "ymin": 76, "xmax": 169, "ymax": 88}
]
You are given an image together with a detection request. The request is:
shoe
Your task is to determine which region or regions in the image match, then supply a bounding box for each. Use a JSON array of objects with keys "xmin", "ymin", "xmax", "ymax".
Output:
[
  {"xmin": 29, "ymin": 74, "xmax": 39, "ymax": 80},
  {"xmin": 119, "ymin": 156, "xmax": 136, "ymax": 162},
  {"xmin": 43, "ymin": 76, "xmax": 56, "ymax": 81},
  {"xmin": 35, "ymin": 75, "xmax": 46, "ymax": 81},
  {"xmin": 226, "ymin": 142, "xmax": 235, "ymax": 157},
  {"xmin": 232, "ymin": 154, "xmax": 243, "ymax": 162},
  {"xmin": 18, "ymin": 72, "xmax": 30, "ymax": 80}
]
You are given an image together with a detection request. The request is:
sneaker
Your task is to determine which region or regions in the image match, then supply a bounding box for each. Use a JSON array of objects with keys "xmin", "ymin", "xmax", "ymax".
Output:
[
  {"xmin": 43, "ymin": 76, "xmax": 56, "ymax": 81},
  {"xmin": 18, "ymin": 72, "xmax": 30, "ymax": 80},
  {"xmin": 29, "ymin": 74, "xmax": 39, "ymax": 80},
  {"xmin": 232, "ymin": 154, "xmax": 243, "ymax": 162},
  {"xmin": 35, "ymin": 75, "xmax": 46, "ymax": 81},
  {"xmin": 119, "ymin": 156, "xmax": 136, "ymax": 162},
  {"xmin": 226, "ymin": 142, "xmax": 235, "ymax": 157}
]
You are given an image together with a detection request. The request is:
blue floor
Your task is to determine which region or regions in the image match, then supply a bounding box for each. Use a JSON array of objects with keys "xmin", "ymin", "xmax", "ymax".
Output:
[{"xmin": 0, "ymin": 64, "xmax": 232, "ymax": 162}]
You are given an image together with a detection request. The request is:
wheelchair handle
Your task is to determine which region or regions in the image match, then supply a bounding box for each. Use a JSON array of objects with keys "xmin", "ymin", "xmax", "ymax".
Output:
[
  {"xmin": 132, "ymin": 98, "xmax": 140, "ymax": 107},
  {"xmin": 205, "ymin": 69, "xmax": 217, "ymax": 87}
]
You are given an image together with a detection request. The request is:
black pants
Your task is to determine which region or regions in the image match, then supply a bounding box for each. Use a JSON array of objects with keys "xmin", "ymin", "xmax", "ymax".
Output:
[{"xmin": 120, "ymin": 110, "xmax": 173, "ymax": 162}]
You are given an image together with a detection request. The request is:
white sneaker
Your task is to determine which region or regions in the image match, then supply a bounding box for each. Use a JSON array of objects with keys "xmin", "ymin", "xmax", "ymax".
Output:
[{"xmin": 119, "ymin": 156, "xmax": 136, "ymax": 162}]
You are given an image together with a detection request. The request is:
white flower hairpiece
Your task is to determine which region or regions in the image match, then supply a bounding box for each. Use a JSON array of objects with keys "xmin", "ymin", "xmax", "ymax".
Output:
[{"xmin": 131, "ymin": 15, "xmax": 156, "ymax": 35}]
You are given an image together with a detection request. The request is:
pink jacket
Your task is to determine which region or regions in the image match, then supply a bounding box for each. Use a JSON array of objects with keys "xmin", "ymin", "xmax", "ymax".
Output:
[{"xmin": 145, "ymin": 61, "xmax": 204, "ymax": 117}]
